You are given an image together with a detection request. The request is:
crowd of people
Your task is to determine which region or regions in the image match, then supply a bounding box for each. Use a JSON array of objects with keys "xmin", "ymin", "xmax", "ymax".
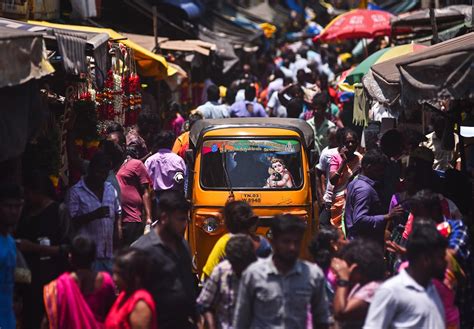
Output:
[{"xmin": 1, "ymin": 29, "xmax": 473, "ymax": 329}]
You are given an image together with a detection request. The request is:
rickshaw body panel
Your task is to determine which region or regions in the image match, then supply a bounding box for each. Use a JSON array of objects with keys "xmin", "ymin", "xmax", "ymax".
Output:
[{"xmin": 187, "ymin": 122, "xmax": 317, "ymax": 274}]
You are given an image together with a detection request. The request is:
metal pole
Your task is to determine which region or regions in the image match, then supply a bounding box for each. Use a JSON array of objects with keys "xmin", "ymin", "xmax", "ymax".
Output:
[{"xmin": 362, "ymin": 38, "xmax": 369, "ymax": 58}]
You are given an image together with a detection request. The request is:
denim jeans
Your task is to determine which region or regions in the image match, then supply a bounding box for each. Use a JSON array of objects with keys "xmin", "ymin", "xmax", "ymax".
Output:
[{"xmin": 92, "ymin": 258, "xmax": 113, "ymax": 273}]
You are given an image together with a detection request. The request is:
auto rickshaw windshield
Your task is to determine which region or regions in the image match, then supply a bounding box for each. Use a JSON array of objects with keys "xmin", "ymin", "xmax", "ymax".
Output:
[{"xmin": 200, "ymin": 138, "xmax": 303, "ymax": 190}]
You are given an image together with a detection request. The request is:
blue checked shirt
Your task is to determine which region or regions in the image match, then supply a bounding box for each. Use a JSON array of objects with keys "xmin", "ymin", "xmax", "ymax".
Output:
[
  {"xmin": 66, "ymin": 178, "xmax": 121, "ymax": 259},
  {"xmin": 447, "ymin": 219, "xmax": 470, "ymax": 261}
]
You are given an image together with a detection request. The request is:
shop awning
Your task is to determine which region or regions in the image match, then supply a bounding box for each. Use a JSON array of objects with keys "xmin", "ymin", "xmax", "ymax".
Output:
[
  {"xmin": 397, "ymin": 32, "xmax": 474, "ymax": 105},
  {"xmin": 121, "ymin": 33, "xmax": 169, "ymax": 52},
  {"xmin": 0, "ymin": 26, "xmax": 54, "ymax": 88},
  {"xmin": 392, "ymin": 5, "xmax": 472, "ymax": 28},
  {"xmin": 364, "ymin": 32, "xmax": 474, "ymax": 108},
  {"xmin": 28, "ymin": 20, "xmax": 175, "ymax": 79},
  {"xmin": 159, "ymin": 39, "xmax": 215, "ymax": 56}
]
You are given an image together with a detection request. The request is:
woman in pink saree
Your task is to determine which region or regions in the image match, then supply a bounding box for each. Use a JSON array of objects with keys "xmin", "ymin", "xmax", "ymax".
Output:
[{"xmin": 43, "ymin": 237, "xmax": 116, "ymax": 329}]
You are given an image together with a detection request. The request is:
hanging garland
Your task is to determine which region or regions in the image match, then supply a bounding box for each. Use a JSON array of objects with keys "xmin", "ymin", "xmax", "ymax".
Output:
[{"xmin": 96, "ymin": 44, "xmax": 142, "ymax": 128}]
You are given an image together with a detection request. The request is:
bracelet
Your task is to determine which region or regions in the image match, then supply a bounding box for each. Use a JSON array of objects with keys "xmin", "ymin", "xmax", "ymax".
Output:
[{"xmin": 336, "ymin": 279, "xmax": 350, "ymax": 287}]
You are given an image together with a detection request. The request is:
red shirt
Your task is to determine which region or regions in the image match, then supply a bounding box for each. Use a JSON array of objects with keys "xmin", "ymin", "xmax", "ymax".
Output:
[
  {"xmin": 117, "ymin": 159, "xmax": 151, "ymax": 223},
  {"xmin": 105, "ymin": 290, "xmax": 157, "ymax": 329}
]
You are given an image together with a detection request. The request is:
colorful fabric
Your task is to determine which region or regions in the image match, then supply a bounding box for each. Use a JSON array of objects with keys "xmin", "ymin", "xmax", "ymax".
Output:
[
  {"xmin": 403, "ymin": 217, "xmax": 469, "ymax": 261},
  {"xmin": 43, "ymin": 273, "xmax": 102, "ymax": 329},
  {"xmin": 446, "ymin": 219, "xmax": 470, "ymax": 261},
  {"xmin": 433, "ymin": 280, "xmax": 459, "ymax": 328},
  {"xmin": 117, "ymin": 158, "xmax": 151, "ymax": 223},
  {"xmin": 105, "ymin": 289, "xmax": 157, "ymax": 329},
  {"xmin": 83, "ymin": 272, "xmax": 116, "ymax": 323},
  {"xmin": 329, "ymin": 152, "xmax": 362, "ymax": 228},
  {"xmin": 197, "ymin": 260, "xmax": 239, "ymax": 329},
  {"xmin": 66, "ymin": 178, "xmax": 121, "ymax": 259},
  {"xmin": 164, "ymin": 114, "xmax": 185, "ymax": 137}
]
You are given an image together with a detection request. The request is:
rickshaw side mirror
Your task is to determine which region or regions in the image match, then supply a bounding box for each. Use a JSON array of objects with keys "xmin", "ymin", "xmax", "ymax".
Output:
[{"xmin": 310, "ymin": 149, "xmax": 319, "ymax": 168}]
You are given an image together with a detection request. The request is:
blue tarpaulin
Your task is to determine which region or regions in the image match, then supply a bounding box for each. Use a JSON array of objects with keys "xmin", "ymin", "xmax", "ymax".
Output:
[{"xmin": 161, "ymin": 0, "xmax": 203, "ymax": 19}]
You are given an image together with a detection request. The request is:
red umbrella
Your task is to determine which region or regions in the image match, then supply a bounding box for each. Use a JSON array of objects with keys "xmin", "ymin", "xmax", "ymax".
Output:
[{"xmin": 315, "ymin": 9, "xmax": 394, "ymax": 42}]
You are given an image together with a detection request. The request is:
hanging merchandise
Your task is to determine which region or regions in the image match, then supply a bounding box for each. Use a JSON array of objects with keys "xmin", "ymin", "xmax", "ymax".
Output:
[
  {"xmin": 123, "ymin": 48, "xmax": 142, "ymax": 127},
  {"xmin": 96, "ymin": 44, "xmax": 142, "ymax": 129}
]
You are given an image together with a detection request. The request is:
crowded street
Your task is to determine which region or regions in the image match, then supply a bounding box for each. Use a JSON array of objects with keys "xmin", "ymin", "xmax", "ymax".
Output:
[{"xmin": 1, "ymin": 0, "xmax": 474, "ymax": 328}]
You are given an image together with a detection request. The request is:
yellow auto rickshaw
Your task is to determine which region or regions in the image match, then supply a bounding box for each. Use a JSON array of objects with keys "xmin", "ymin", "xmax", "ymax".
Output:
[{"xmin": 184, "ymin": 118, "xmax": 318, "ymax": 274}]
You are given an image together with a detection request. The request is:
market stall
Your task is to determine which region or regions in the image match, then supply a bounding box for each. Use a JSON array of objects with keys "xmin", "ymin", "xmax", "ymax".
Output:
[{"xmin": 0, "ymin": 26, "xmax": 55, "ymax": 183}]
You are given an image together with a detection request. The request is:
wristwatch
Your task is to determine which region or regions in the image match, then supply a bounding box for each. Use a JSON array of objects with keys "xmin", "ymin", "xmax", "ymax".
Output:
[{"xmin": 336, "ymin": 279, "xmax": 350, "ymax": 287}]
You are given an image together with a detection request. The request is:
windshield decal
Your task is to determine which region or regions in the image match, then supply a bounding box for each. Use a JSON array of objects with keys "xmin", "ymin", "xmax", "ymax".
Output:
[
  {"xmin": 200, "ymin": 138, "xmax": 304, "ymax": 190},
  {"xmin": 203, "ymin": 139, "xmax": 300, "ymax": 155}
]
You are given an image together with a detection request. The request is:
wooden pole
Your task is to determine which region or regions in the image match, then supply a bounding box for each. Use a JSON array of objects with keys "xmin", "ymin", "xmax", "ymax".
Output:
[
  {"xmin": 152, "ymin": 6, "xmax": 158, "ymax": 52},
  {"xmin": 429, "ymin": 3, "xmax": 439, "ymax": 45}
]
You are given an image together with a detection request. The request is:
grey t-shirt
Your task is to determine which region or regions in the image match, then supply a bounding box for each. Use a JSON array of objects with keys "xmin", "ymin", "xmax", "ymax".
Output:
[{"xmin": 233, "ymin": 257, "xmax": 331, "ymax": 329}]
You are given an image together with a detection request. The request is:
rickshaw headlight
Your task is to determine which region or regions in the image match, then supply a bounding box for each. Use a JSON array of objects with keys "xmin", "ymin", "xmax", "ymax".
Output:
[{"xmin": 202, "ymin": 217, "xmax": 219, "ymax": 233}]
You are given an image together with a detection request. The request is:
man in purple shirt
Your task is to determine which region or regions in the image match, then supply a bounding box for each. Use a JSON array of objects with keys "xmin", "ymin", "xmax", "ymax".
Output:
[
  {"xmin": 145, "ymin": 131, "xmax": 186, "ymax": 196},
  {"xmin": 344, "ymin": 149, "xmax": 403, "ymax": 244},
  {"xmin": 229, "ymin": 85, "xmax": 268, "ymax": 118}
]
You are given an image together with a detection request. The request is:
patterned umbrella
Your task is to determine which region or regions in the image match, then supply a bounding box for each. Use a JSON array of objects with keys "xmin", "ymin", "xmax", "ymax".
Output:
[
  {"xmin": 315, "ymin": 9, "xmax": 394, "ymax": 42},
  {"xmin": 345, "ymin": 43, "xmax": 427, "ymax": 85}
]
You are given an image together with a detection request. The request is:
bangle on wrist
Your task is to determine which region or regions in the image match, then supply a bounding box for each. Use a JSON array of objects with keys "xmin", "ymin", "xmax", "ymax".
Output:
[{"xmin": 336, "ymin": 279, "xmax": 350, "ymax": 287}]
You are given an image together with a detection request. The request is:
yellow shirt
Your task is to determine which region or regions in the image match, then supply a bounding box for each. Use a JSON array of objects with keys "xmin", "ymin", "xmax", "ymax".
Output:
[
  {"xmin": 201, "ymin": 233, "xmax": 231, "ymax": 280},
  {"xmin": 171, "ymin": 131, "xmax": 190, "ymax": 158}
]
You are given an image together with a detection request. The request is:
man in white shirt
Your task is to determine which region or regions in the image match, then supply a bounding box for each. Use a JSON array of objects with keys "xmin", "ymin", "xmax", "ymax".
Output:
[
  {"xmin": 196, "ymin": 85, "xmax": 229, "ymax": 119},
  {"xmin": 266, "ymin": 70, "xmax": 285, "ymax": 101},
  {"xmin": 364, "ymin": 220, "xmax": 447, "ymax": 329},
  {"xmin": 316, "ymin": 126, "xmax": 338, "ymax": 225},
  {"xmin": 267, "ymin": 77, "xmax": 293, "ymax": 117}
]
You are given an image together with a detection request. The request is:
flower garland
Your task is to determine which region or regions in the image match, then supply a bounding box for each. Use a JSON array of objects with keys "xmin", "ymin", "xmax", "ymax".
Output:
[{"xmin": 96, "ymin": 45, "xmax": 142, "ymax": 127}]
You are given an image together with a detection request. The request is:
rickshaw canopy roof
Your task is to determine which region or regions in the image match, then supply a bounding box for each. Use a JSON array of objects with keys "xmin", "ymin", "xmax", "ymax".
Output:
[{"xmin": 190, "ymin": 118, "xmax": 315, "ymax": 148}]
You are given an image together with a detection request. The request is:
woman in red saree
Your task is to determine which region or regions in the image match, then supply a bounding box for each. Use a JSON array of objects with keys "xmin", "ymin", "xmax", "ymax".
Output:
[
  {"xmin": 43, "ymin": 237, "xmax": 116, "ymax": 329},
  {"xmin": 105, "ymin": 248, "xmax": 157, "ymax": 329}
]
